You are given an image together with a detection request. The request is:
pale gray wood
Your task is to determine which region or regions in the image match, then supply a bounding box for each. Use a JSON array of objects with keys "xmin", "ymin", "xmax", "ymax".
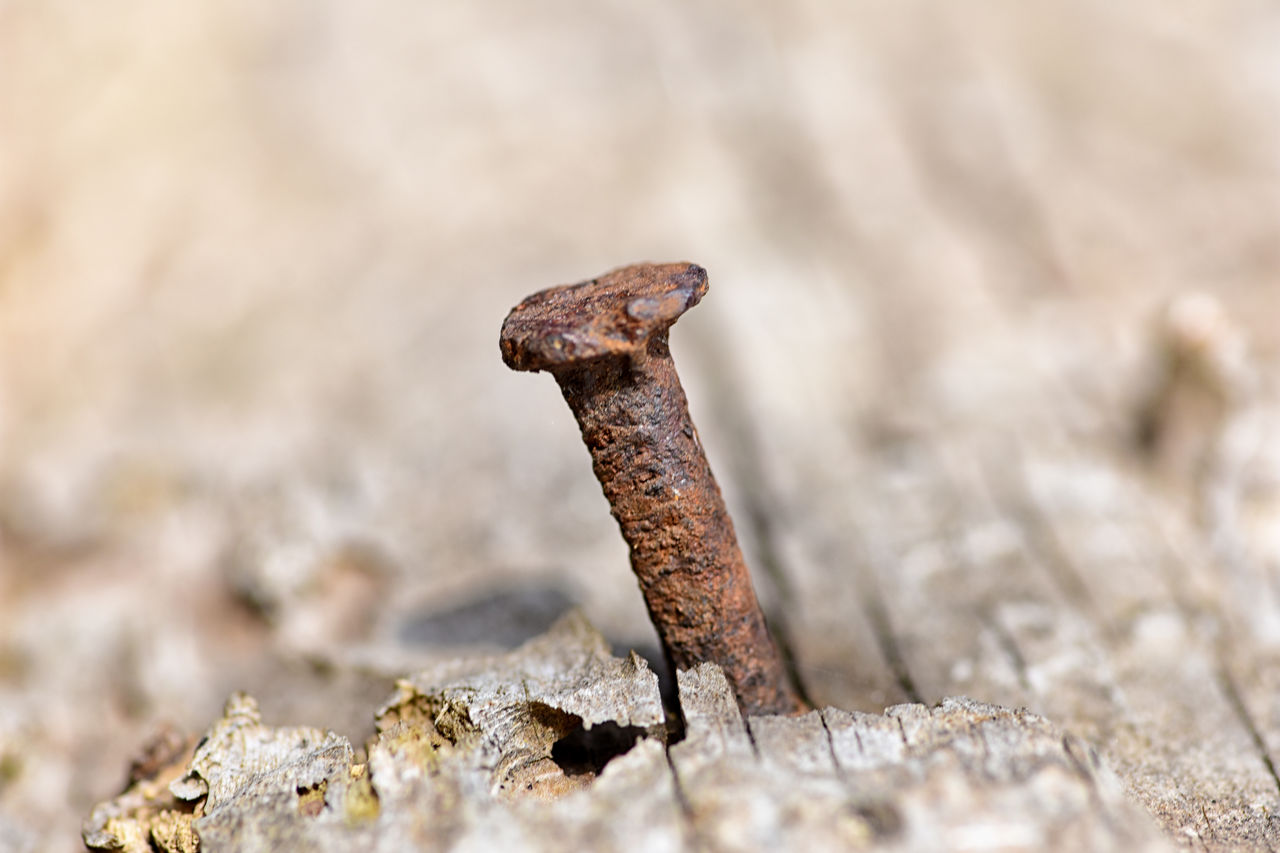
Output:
[
  {"xmin": 701, "ymin": 268, "xmax": 1280, "ymax": 851},
  {"xmin": 3, "ymin": 9, "xmax": 1276, "ymax": 852},
  {"xmin": 84, "ymin": 615, "xmax": 1170, "ymax": 852}
]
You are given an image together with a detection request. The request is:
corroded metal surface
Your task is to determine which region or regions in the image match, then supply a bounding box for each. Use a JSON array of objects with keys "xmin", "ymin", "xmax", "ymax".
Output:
[{"xmin": 501, "ymin": 262, "xmax": 805, "ymax": 716}]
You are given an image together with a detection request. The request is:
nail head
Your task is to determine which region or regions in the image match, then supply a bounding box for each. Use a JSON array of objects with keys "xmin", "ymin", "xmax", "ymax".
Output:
[{"xmin": 500, "ymin": 262, "xmax": 708, "ymax": 373}]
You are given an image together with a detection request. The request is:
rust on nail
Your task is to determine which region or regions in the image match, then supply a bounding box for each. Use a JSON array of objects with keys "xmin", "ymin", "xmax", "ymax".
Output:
[{"xmin": 500, "ymin": 261, "xmax": 806, "ymax": 717}]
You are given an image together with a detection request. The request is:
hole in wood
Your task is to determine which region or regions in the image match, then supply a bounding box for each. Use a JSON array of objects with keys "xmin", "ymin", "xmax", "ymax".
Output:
[{"xmin": 549, "ymin": 719, "xmax": 649, "ymax": 778}]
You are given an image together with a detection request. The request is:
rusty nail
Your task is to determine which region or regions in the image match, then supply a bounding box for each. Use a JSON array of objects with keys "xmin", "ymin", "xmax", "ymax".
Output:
[{"xmin": 500, "ymin": 261, "xmax": 806, "ymax": 716}]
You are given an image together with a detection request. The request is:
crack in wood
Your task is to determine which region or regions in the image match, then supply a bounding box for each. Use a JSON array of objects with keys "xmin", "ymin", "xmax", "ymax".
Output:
[
  {"xmin": 660, "ymin": 742, "xmax": 703, "ymax": 851},
  {"xmin": 1214, "ymin": 665, "xmax": 1280, "ymax": 801},
  {"xmin": 817, "ymin": 708, "xmax": 845, "ymax": 782},
  {"xmin": 984, "ymin": 607, "xmax": 1034, "ymax": 694},
  {"xmin": 986, "ymin": 444, "xmax": 1102, "ymax": 625},
  {"xmin": 863, "ymin": 580, "xmax": 925, "ymax": 706}
]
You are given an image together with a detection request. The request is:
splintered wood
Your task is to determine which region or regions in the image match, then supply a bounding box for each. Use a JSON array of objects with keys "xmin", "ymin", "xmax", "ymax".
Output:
[
  {"xmin": 71, "ymin": 281, "xmax": 1280, "ymax": 852},
  {"xmin": 85, "ymin": 612, "xmax": 1169, "ymax": 852}
]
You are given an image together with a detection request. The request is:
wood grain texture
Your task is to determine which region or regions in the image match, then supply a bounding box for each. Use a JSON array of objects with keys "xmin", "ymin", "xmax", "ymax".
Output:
[
  {"xmin": 2, "ymin": 3, "xmax": 1279, "ymax": 852},
  {"xmin": 84, "ymin": 616, "xmax": 1172, "ymax": 852}
]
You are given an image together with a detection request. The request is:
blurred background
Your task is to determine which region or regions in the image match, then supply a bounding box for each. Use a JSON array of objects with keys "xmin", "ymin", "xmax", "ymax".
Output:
[{"xmin": 3, "ymin": 1, "xmax": 1280, "ymax": 850}]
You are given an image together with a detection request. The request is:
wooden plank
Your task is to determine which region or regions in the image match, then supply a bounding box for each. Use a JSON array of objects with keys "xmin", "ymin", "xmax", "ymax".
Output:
[
  {"xmin": 713, "ymin": 257, "xmax": 1280, "ymax": 850},
  {"xmin": 1000, "ymin": 431, "xmax": 1280, "ymax": 845},
  {"xmin": 86, "ymin": 627, "xmax": 1170, "ymax": 852}
]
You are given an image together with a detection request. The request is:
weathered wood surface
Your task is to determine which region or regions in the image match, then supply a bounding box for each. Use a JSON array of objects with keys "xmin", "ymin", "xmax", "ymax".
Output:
[
  {"xmin": 83, "ymin": 613, "xmax": 1170, "ymax": 852},
  {"xmin": 2, "ymin": 2, "xmax": 1280, "ymax": 851}
]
